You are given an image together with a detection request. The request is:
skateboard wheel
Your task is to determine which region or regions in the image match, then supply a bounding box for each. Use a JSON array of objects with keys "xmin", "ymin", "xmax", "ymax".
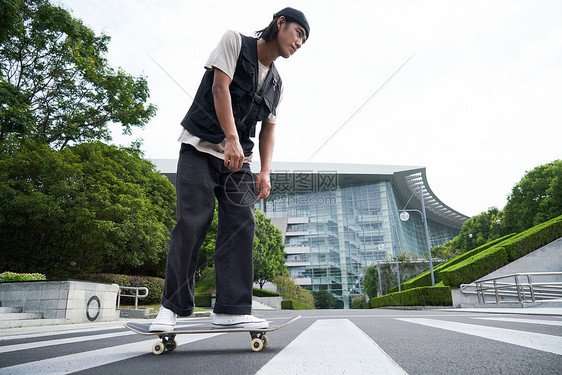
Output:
[
  {"xmin": 251, "ymin": 338, "xmax": 264, "ymax": 352},
  {"xmin": 262, "ymin": 335, "xmax": 269, "ymax": 348},
  {"xmin": 152, "ymin": 342, "xmax": 165, "ymax": 355}
]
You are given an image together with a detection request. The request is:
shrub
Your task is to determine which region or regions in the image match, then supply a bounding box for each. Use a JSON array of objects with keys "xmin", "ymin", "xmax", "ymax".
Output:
[
  {"xmin": 314, "ymin": 290, "xmax": 339, "ymax": 309},
  {"xmin": 351, "ymin": 294, "xmax": 367, "ymax": 309},
  {"xmin": 81, "ymin": 273, "xmax": 164, "ymax": 305},
  {"xmin": 274, "ymin": 275, "xmax": 314, "ymax": 308},
  {"xmin": 194, "ymin": 293, "xmax": 212, "ymax": 307},
  {"xmin": 370, "ymin": 286, "xmax": 452, "ymax": 308},
  {"xmin": 0, "ymin": 271, "xmax": 47, "ymax": 282},
  {"xmin": 253, "ymin": 288, "xmax": 280, "ymax": 297},
  {"xmin": 281, "ymin": 300, "xmax": 315, "ymax": 310},
  {"xmin": 440, "ymin": 246, "xmax": 508, "ymax": 287},
  {"xmin": 501, "ymin": 215, "xmax": 562, "ymax": 262}
]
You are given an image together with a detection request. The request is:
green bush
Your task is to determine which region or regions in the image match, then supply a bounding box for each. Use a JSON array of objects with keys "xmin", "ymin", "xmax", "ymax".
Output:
[
  {"xmin": 501, "ymin": 215, "xmax": 562, "ymax": 262},
  {"xmin": 439, "ymin": 215, "xmax": 562, "ymax": 287},
  {"xmin": 0, "ymin": 271, "xmax": 47, "ymax": 282},
  {"xmin": 394, "ymin": 233, "xmax": 517, "ymax": 292},
  {"xmin": 370, "ymin": 286, "xmax": 452, "ymax": 308},
  {"xmin": 440, "ymin": 246, "xmax": 508, "ymax": 287},
  {"xmin": 281, "ymin": 300, "xmax": 315, "ymax": 310},
  {"xmin": 81, "ymin": 273, "xmax": 164, "ymax": 305},
  {"xmin": 274, "ymin": 275, "xmax": 315, "ymax": 308},
  {"xmin": 253, "ymin": 288, "xmax": 280, "ymax": 297},
  {"xmin": 194, "ymin": 293, "xmax": 212, "ymax": 307}
]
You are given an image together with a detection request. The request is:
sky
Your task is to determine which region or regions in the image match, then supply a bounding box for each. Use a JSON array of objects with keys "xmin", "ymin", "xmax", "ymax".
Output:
[{"xmin": 57, "ymin": 0, "xmax": 562, "ymax": 218}]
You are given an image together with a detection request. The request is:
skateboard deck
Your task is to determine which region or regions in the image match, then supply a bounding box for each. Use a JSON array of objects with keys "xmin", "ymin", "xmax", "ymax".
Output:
[{"xmin": 125, "ymin": 315, "xmax": 301, "ymax": 354}]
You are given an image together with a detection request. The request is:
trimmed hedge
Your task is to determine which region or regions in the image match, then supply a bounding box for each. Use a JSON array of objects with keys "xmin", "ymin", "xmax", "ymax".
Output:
[
  {"xmin": 390, "ymin": 233, "xmax": 517, "ymax": 293},
  {"xmin": 253, "ymin": 288, "xmax": 280, "ymax": 297},
  {"xmin": 81, "ymin": 273, "xmax": 164, "ymax": 305},
  {"xmin": 440, "ymin": 215, "xmax": 562, "ymax": 287},
  {"xmin": 0, "ymin": 271, "xmax": 47, "ymax": 282},
  {"xmin": 502, "ymin": 216, "xmax": 562, "ymax": 262},
  {"xmin": 370, "ymin": 286, "xmax": 452, "ymax": 308},
  {"xmin": 194, "ymin": 293, "xmax": 212, "ymax": 307},
  {"xmin": 281, "ymin": 300, "xmax": 315, "ymax": 310}
]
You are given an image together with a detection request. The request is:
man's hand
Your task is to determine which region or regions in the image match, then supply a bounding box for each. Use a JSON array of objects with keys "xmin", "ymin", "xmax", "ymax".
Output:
[
  {"xmin": 255, "ymin": 170, "xmax": 271, "ymax": 200},
  {"xmin": 224, "ymin": 136, "xmax": 244, "ymax": 171}
]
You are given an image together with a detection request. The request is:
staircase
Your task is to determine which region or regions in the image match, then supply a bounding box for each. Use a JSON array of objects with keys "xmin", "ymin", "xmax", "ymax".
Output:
[
  {"xmin": 252, "ymin": 299, "xmax": 276, "ymax": 311},
  {"xmin": 0, "ymin": 302, "xmax": 65, "ymax": 329}
]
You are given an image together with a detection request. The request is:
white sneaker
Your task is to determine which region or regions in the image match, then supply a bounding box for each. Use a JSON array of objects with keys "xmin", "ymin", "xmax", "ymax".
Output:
[
  {"xmin": 149, "ymin": 306, "xmax": 177, "ymax": 332},
  {"xmin": 212, "ymin": 314, "xmax": 269, "ymax": 329}
]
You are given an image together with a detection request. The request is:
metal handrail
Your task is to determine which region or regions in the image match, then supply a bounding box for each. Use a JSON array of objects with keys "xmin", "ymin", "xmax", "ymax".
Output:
[
  {"xmin": 117, "ymin": 286, "xmax": 149, "ymax": 309},
  {"xmin": 461, "ymin": 272, "xmax": 562, "ymax": 304}
]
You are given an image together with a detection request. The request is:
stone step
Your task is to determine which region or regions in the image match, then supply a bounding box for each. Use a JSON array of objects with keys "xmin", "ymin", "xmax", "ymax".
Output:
[
  {"xmin": 0, "ymin": 312, "xmax": 44, "ymax": 321},
  {"xmin": 0, "ymin": 306, "xmax": 22, "ymax": 313},
  {"xmin": 252, "ymin": 300, "xmax": 275, "ymax": 310}
]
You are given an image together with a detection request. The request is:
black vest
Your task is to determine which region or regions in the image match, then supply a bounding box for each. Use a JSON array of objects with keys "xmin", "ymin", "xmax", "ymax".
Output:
[{"xmin": 180, "ymin": 35, "xmax": 282, "ymax": 157}]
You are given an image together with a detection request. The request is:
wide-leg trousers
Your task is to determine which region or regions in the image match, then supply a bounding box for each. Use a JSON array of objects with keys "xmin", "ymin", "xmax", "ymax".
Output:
[{"xmin": 161, "ymin": 143, "xmax": 256, "ymax": 316}]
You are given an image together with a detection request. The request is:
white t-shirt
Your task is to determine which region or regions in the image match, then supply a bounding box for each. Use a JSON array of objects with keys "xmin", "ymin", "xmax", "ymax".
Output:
[{"xmin": 178, "ymin": 30, "xmax": 283, "ymax": 163}]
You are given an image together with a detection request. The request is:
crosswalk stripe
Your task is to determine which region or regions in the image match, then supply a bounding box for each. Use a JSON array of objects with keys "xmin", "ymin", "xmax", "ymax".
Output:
[
  {"xmin": 0, "ymin": 332, "xmax": 224, "ymax": 374},
  {"xmin": 473, "ymin": 317, "xmax": 562, "ymax": 327},
  {"xmin": 0, "ymin": 324, "xmax": 201, "ymax": 354},
  {"xmin": 0, "ymin": 331, "xmax": 136, "ymax": 354},
  {"xmin": 256, "ymin": 319, "xmax": 408, "ymax": 375},
  {"xmin": 396, "ymin": 318, "xmax": 562, "ymax": 355}
]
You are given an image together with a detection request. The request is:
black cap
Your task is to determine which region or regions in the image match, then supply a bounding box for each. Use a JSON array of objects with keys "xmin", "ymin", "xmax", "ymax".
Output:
[{"xmin": 273, "ymin": 7, "xmax": 310, "ymax": 40}]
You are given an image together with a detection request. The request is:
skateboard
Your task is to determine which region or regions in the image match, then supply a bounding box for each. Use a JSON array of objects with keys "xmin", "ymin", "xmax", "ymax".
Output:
[{"xmin": 124, "ymin": 315, "xmax": 301, "ymax": 354}]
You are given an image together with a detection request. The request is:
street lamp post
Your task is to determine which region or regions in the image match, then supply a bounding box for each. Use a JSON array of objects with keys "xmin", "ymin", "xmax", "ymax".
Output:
[
  {"xmin": 377, "ymin": 243, "xmax": 384, "ymax": 296},
  {"xmin": 496, "ymin": 219, "xmax": 501, "ymax": 237},
  {"xmin": 399, "ymin": 183, "xmax": 435, "ymax": 286}
]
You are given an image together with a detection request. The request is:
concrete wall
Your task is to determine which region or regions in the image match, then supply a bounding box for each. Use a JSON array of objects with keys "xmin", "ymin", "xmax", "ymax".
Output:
[{"xmin": 0, "ymin": 280, "xmax": 119, "ymax": 322}]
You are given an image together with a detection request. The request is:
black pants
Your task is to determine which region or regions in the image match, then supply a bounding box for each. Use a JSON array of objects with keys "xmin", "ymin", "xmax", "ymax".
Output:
[{"xmin": 162, "ymin": 144, "xmax": 256, "ymax": 316}]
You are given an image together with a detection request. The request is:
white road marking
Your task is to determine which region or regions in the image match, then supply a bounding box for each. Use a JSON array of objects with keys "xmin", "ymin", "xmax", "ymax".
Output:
[
  {"xmin": 0, "ymin": 324, "xmax": 203, "ymax": 354},
  {"xmin": 473, "ymin": 317, "xmax": 562, "ymax": 327},
  {"xmin": 256, "ymin": 319, "xmax": 408, "ymax": 375},
  {"xmin": 397, "ymin": 318, "xmax": 562, "ymax": 355},
  {"xmin": 0, "ymin": 332, "xmax": 224, "ymax": 374}
]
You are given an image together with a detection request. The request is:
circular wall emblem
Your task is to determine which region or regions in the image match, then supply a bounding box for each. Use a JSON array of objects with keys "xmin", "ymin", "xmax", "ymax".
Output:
[{"xmin": 86, "ymin": 295, "xmax": 101, "ymax": 322}]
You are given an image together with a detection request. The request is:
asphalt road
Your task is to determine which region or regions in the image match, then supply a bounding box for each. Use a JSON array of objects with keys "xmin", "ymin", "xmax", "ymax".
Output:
[{"xmin": 1, "ymin": 309, "xmax": 561, "ymax": 374}]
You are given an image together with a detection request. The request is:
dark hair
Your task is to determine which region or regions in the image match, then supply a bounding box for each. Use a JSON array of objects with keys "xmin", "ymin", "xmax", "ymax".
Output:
[
  {"xmin": 255, "ymin": 17, "xmax": 281, "ymax": 41},
  {"xmin": 255, "ymin": 16, "xmax": 304, "ymax": 42}
]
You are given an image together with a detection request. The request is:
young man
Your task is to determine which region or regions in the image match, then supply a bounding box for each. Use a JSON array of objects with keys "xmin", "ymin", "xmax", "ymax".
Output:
[{"xmin": 150, "ymin": 8, "xmax": 309, "ymax": 331}]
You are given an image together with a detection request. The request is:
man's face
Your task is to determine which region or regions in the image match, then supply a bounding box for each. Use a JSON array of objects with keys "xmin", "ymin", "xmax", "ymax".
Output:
[{"xmin": 276, "ymin": 18, "xmax": 307, "ymax": 58}]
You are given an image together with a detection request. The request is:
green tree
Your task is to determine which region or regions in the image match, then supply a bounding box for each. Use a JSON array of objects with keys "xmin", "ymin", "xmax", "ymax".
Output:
[
  {"xmin": 504, "ymin": 160, "xmax": 562, "ymax": 233},
  {"xmin": 433, "ymin": 207, "xmax": 504, "ymax": 256},
  {"xmin": 0, "ymin": 0, "xmax": 156, "ymax": 148},
  {"xmin": 363, "ymin": 265, "xmax": 380, "ymax": 298},
  {"xmin": 253, "ymin": 210, "xmax": 288, "ymax": 288},
  {"xmin": 0, "ymin": 141, "xmax": 176, "ymax": 278},
  {"xmin": 313, "ymin": 290, "xmax": 338, "ymax": 309}
]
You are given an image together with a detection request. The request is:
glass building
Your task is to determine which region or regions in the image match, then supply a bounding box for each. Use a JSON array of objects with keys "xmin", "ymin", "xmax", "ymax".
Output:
[{"xmin": 153, "ymin": 160, "xmax": 469, "ymax": 308}]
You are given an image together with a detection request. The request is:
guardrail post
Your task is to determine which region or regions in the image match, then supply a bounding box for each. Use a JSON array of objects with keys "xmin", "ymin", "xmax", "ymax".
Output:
[
  {"xmin": 528, "ymin": 274, "xmax": 536, "ymax": 302},
  {"xmin": 515, "ymin": 275, "xmax": 523, "ymax": 303}
]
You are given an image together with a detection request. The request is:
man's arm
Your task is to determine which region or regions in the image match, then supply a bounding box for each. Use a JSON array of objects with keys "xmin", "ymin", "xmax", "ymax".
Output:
[
  {"xmin": 255, "ymin": 122, "xmax": 275, "ymax": 199},
  {"xmin": 212, "ymin": 68, "xmax": 244, "ymax": 171}
]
